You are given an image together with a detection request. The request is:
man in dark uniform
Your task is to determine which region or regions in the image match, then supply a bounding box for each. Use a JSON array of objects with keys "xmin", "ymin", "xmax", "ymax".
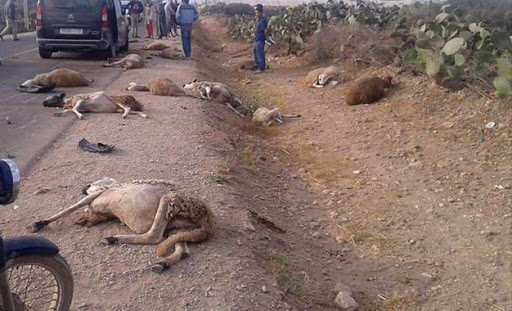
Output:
[{"xmin": 253, "ymin": 4, "xmax": 267, "ymax": 73}]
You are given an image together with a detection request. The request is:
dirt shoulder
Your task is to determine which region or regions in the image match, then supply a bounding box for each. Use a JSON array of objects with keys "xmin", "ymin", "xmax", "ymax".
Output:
[
  {"xmin": 1, "ymin": 35, "xmax": 322, "ymax": 310},
  {"xmin": 199, "ymin": 17, "xmax": 512, "ymax": 311},
  {"xmin": 1, "ymin": 16, "xmax": 511, "ymax": 311}
]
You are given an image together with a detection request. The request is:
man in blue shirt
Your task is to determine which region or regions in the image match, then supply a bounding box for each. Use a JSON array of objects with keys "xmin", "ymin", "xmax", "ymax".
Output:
[
  {"xmin": 253, "ymin": 4, "xmax": 267, "ymax": 73},
  {"xmin": 176, "ymin": 0, "xmax": 198, "ymax": 59}
]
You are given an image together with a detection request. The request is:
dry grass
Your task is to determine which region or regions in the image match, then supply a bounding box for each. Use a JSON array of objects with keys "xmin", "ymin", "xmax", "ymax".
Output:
[
  {"xmin": 282, "ymin": 136, "xmax": 355, "ymax": 189},
  {"xmin": 268, "ymin": 254, "xmax": 325, "ymax": 305},
  {"xmin": 383, "ymin": 294, "xmax": 422, "ymax": 311},
  {"xmin": 335, "ymin": 223, "xmax": 390, "ymax": 247},
  {"xmin": 218, "ymin": 157, "xmax": 235, "ymax": 174},
  {"xmin": 237, "ymin": 146, "xmax": 259, "ymax": 168},
  {"xmin": 238, "ymin": 84, "xmax": 289, "ymax": 112},
  {"xmin": 305, "ymin": 25, "xmax": 396, "ymax": 66},
  {"xmin": 193, "ymin": 21, "xmax": 224, "ymax": 55}
]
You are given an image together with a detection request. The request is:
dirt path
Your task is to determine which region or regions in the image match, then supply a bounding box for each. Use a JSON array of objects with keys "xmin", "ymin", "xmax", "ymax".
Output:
[
  {"xmin": 1, "ymin": 16, "xmax": 510, "ymax": 311},
  {"xmin": 198, "ymin": 17, "xmax": 512, "ymax": 311},
  {"xmin": 0, "ymin": 29, "xmax": 350, "ymax": 310}
]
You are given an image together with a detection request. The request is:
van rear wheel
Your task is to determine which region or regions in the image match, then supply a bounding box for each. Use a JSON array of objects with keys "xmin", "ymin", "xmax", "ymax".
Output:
[{"xmin": 38, "ymin": 47, "xmax": 53, "ymax": 59}]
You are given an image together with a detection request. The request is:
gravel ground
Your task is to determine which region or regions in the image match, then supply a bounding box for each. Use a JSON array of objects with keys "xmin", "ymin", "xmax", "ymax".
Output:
[{"xmin": 0, "ymin": 36, "xmax": 311, "ymax": 310}]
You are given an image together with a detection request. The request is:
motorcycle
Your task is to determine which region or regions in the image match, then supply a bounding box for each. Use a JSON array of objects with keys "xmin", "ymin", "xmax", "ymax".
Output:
[{"xmin": 0, "ymin": 159, "xmax": 73, "ymax": 311}]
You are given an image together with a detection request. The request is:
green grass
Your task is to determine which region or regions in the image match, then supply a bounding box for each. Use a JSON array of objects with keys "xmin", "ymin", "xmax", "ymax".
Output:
[
  {"xmin": 209, "ymin": 172, "xmax": 230, "ymax": 185},
  {"xmin": 270, "ymin": 255, "xmax": 309, "ymax": 297}
]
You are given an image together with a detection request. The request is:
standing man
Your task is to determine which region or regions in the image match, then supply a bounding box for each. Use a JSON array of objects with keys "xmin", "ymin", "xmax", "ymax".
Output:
[
  {"xmin": 253, "ymin": 4, "xmax": 267, "ymax": 73},
  {"xmin": 153, "ymin": 0, "xmax": 162, "ymax": 39},
  {"xmin": 158, "ymin": 0, "xmax": 167, "ymax": 38},
  {"xmin": 164, "ymin": 0, "xmax": 176, "ymax": 37},
  {"xmin": 175, "ymin": 0, "xmax": 198, "ymax": 59},
  {"xmin": 127, "ymin": 0, "xmax": 144, "ymax": 38},
  {"xmin": 144, "ymin": 0, "xmax": 154, "ymax": 38},
  {"xmin": 0, "ymin": 0, "xmax": 19, "ymax": 41}
]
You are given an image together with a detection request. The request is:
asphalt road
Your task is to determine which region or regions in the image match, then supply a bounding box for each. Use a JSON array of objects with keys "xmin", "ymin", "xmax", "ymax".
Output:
[{"xmin": 0, "ymin": 32, "xmax": 125, "ymax": 175}]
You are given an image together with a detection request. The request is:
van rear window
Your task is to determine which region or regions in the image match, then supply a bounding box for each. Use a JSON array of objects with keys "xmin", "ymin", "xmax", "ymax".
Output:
[{"xmin": 44, "ymin": 0, "xmax": 104, "ymax": 10}]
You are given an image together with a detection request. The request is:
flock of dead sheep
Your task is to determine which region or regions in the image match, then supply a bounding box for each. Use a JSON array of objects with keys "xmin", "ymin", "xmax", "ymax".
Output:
[{"xmin": 18, "ymin": 41, "xmax": 393, "ymax": 273}]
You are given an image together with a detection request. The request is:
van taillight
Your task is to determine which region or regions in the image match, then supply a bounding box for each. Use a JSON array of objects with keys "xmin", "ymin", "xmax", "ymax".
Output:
[
  {"xmin": 101, "ymin": 5, "xmax": 108, "ymax": 28},
  {"xmin": 36, "ymin": 1, "xmax": 42, "ymax": 29}
]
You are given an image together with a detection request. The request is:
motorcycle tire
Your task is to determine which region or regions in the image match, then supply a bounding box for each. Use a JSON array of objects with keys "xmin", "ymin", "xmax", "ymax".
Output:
[{"xmin": 6, "ymin": 254, "xmax": 73, "ymax": 311}]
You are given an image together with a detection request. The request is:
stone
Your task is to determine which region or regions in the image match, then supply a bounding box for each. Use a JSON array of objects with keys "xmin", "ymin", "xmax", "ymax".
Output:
[
  {"xmin": 34, "ymin": 187, "xmax": 50, "ymax": 195},
  {"xmin": 485, "ymin": 122, "xmax": 496, "ymax": 129},
  {"xmin": 309, "ymin": 221, "xmax": 321, "ymax": 229},
  {"xmin": 421, "ymin": 272, "xmax": 433, "ymax": 279},
  {"xmin": 334, "ymin": 290, "xmax": 358, "ymax": 310},
  {"xmin": 243, "ymin": 222, "xmax": 256, "ymax": 232}
]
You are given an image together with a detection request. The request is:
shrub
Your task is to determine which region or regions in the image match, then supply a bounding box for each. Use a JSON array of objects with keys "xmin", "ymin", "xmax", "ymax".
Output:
[
  {"xmin": 306, "ymin": 24, "xmax": 395, "ymax": 66},
  {"xmin": 447, "ymin": 0, "xmax": 512, "ymax": 31},
  {"xmin": 225, "ymin": 3, "xmax": 253, "ymax": 16}
]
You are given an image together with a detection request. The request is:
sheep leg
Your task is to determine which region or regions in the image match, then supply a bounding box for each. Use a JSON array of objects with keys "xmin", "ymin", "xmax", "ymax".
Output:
[
  {"xmin": 116, "ymin": 102, "xmax": 132, "ymax": 119},
  {"xmin": 54, "ymin": 109, "xmax": 74, "ymax": 117},
  {"xmin": 150, "ymin": 242, "xmax": 190, "ymax": 274},
  {"xmin": 154, "ymin": 226, "xmax": 210, "ymax": 257},
  {"xmin": 116, "ymin": 109, "xmax": 148, "ymax": 119},
  {"xmin": 313, "ymin": 78, "xmax": 325, "ymax": 88},
  {"xmin": 99, "ymin": 195, "xmax": 170, "ymax": 246},
  {"xmin": 226, "ymin": 103, "xmax": 244, "ymax": 117},
  {"xmin": 103, "ymin": 59, "xmax": 123, "ymax": 68},
  {"xmin": 30, "ymin": 192, "xmax": 103, "ymax": 232},
  {"xmin": 205, "ymin": 86, "xmax": 212, "ymax": 100},
  {"xmin": 72, "ymin": 100, "xmax": 85, "ymax": 120},
  {"xmin": 129, "ymin": 111, "xmax": 148, "ymax": 118},
  {"xmin": 199, "ymin": 89, "xmax": 208, "ymax": 100}
]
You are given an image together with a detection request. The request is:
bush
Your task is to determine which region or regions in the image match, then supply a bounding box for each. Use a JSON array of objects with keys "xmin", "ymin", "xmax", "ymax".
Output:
[
  {"xmin": 446, "ymin": 0, "xmax": 512, "ymax": 31},
  {"xmin": 225, "ymin": 3, "xmax": 253, "ymax": 16},
  {"xmin": 200, "ymin": 2, "xmax": 226, "ymax": 15},
  {"xmin": 306, "ymin": 25, "xmax": 395, "ymax": 66}
]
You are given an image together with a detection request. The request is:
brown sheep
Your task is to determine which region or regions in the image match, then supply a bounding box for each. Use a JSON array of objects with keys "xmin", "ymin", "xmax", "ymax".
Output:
[
  {"xmin": 31, "ymin": 178, "xmax": 215, "ymax": 274},
  {"xmin": 21, "ymin": 68, "xmax": 93, "ymax": 88},
  {"xmin": 127, "ymin": 77, "xmax": 186, "ymax": 96},
  {"xmin": 345, "ymin": 76, "xmax": 393, "ymax": 106},
  {"xmin": 143, "ymin": 42, "xmax": 171, "ymax": 51}
]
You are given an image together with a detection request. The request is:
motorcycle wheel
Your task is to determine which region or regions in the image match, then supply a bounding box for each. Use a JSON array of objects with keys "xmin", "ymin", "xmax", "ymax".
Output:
[{"xmin": 5, "ymin": 254, "xmax": 73, "ymax": 311}]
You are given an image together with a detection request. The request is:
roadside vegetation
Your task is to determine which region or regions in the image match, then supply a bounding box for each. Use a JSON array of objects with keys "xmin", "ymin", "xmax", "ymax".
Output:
[{"xmin": 201, "ymin": 0, "xmax": 512, "ymax": 99}]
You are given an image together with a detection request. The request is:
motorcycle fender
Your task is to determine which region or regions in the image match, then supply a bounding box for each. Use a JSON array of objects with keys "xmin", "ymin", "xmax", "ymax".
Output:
[{"xmin": 3, "ymin": 236, "xmax": 59, "ymax": 260}]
